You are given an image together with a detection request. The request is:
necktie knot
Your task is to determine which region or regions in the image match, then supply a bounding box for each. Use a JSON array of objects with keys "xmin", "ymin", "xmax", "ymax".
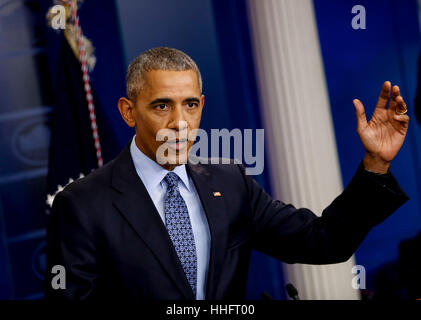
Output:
[{"xmin": 164, "ymin": 172, "xmax": 179, "ymax": 189}]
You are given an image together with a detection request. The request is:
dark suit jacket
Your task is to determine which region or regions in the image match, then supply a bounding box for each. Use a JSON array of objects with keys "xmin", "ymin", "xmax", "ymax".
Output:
[{"xmin": 45, "ymin": 143, "xmax": 409, "ymax": 300}]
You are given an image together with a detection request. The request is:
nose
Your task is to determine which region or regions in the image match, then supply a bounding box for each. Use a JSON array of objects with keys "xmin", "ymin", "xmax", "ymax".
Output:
[{"xmin": 169, "ymin": 106, "xmax": 188, "ymax": 131}]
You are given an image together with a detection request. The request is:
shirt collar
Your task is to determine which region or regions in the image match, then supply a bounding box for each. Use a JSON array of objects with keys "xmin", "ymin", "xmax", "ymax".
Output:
[{"xmin": 130, "ymin": 135, "xmax": 191, "ymax": 192}]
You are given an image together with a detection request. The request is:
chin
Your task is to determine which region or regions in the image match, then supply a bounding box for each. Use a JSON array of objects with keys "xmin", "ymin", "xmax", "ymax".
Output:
[{"xmin": 156, "ymin": 148, "xmax": 189, "ymax": 167}]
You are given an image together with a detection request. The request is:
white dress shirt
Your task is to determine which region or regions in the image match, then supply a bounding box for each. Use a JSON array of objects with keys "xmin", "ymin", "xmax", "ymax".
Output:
[{"xmin": 130, "ymin": 136, "xmax": 211, "ymax": 299}]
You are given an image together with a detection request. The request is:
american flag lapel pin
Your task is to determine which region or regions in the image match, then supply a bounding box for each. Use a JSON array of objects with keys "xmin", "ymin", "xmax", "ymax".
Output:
[{"xmin": 213, "ymin": 191, "xmax": 222, "ymax": 197}]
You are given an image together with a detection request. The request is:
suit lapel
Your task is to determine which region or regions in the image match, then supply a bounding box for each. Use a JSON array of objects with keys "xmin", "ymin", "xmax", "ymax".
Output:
[
  {"xmin": 187, "ymin": 162, "xmax": 229, "ymax": 300},
  {"xmin": 111, "ymin": 145, "xmax": 194, "ymax": 299}
]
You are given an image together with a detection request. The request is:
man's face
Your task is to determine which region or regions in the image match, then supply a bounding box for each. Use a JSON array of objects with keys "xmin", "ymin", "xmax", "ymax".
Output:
[{"xmin": 130, "ymin": 69, "xmax": 204, "ymax": 169}]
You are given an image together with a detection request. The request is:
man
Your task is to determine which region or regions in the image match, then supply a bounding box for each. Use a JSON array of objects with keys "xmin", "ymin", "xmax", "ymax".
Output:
[{"xmin": 45, "ymin": 47, "xmax": 410, "ymax": 300}]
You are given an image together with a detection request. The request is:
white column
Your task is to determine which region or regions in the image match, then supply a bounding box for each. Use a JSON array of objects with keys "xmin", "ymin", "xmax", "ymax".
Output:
[{"xmin": 246, "ymin": 0, "xmax": 360, "ymax": 299}]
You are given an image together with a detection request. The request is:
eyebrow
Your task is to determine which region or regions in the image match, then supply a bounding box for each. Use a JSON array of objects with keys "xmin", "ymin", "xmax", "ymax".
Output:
[
  {"xmin": 149, "ymin": 97, "xmax": 200, "ymax": 106},
  {"xmin": 184, "ymin": 97, "xmax": 200, "ymax": 103},
  {"xmin": 149, "ymin": 98, "xmax": 173, "ymax": 106}
]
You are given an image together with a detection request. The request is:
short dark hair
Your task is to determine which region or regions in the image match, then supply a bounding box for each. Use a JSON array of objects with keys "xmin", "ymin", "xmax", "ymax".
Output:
[{"xmin": 126, "ymin": 47, "xmax": 202, "ymax": 101}]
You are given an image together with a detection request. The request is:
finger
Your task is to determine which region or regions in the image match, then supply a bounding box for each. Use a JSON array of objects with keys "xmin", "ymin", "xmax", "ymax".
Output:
[
  {"xmin": 393, "ymin": 114, "xmax": 409, "ymax": 123},
  {"xmin": 376, "ymin": 81, "xmax": 391, "ymax": 109},
  {"xmin": 395, "ymin": 95, "xmax": 408, "ymax": 115},
  {"xmin": 353, "ymin": 99, "xmax": 367, "ymax": 130},
  {"xmin": 388, "ymin": 85, "xmax": 400, "ymax": 113},
  {"xmin": 393, "ymin": 114, "xmax": 410, "ymax": 131}
]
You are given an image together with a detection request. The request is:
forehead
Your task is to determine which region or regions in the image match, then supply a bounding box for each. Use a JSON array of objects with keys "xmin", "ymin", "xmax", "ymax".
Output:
[{"xmin": 142, "ymin": 70, "xmax": 200, "ymax": 97}]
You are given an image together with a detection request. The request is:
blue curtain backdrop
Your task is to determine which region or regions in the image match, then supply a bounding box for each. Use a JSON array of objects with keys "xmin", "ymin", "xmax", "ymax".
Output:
[{"xmin": 313, "ymin": 0, "xmax": 421, "ymax": 293}]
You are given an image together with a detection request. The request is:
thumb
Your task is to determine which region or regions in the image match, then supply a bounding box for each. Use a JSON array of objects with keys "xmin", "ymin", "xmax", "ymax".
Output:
[{"xmin": 353, "ymin": 99, "xmax": 367, "ymax": 131}]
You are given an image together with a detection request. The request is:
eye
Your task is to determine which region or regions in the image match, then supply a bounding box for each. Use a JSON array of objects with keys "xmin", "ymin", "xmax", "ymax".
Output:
[
  {"xmin": 154, "ymin": 104, "xmax": 168, "ymax": 111},
  {"xmin": 186, "ymin": 102, "xmax": 198, "ymax": 109}
]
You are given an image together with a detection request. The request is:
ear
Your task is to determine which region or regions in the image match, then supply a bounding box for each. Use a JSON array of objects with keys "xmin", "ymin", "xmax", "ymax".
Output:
[
  {"xmin": 118, "ymin": 97, "xmax": 136, "ymax": 128},
  {"xmin": 200, "ymin": 94, "xmax": 205, "ymax": 108}
]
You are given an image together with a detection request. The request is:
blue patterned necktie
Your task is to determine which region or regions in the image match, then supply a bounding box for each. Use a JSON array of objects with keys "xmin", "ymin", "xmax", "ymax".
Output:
[{"xmin": 164, "ymin": 172, "xmax": 197, "ymax": 297}]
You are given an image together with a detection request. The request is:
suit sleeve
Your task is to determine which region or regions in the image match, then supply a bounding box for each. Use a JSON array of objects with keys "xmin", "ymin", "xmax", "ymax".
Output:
[
  {"xmin": 45, "ymin": 190, "xmax": 99, "ymax": 300},
  {"xmin": 240, "ymin": 162, "xmax": 409, "ymax": 264}
]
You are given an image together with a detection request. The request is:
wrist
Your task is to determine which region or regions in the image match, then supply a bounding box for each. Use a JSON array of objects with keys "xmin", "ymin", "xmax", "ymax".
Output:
[{"xmin": 363, "ymin": 154, "xmax": 391, "ymax": 174}]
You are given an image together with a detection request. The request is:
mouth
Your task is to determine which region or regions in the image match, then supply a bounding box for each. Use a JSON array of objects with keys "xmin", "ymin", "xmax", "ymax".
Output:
[{"xmin": 166, "ymin": 139, "xmax": 188, "ymax": 151}]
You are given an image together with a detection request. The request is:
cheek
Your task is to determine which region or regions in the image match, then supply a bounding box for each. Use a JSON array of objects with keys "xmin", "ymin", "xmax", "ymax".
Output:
[
  {"xmin": 137, "ymin": 116, "xmax": 163, "ymax": 143},
  {"xmin": 188, "ymin": 110, "xmax": 203, "ymax": 128}
]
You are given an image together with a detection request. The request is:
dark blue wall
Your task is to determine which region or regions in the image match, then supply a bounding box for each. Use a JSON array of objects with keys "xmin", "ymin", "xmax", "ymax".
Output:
[
  {"xmin": 0, "ymin": 0, "xmax": 127, "ymax": 299},
  {"xmin": 0, "ymin": 0, "xmax": 54, "ymax": 299},
  {"xmin": 314, "ymin": 0, "xmax": 421, "ymax": 291}
]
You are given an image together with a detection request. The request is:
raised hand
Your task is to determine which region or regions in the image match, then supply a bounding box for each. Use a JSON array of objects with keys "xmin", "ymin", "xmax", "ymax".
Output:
[{"xmin": 353, "ymin": 81, "xmax": 409, "ymax": 174}]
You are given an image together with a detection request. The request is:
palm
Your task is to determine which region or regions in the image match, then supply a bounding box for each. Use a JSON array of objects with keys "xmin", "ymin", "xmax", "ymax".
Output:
[{"xmin": 354, "ymin": 82, "xmax": 409, "ymax": 163}]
